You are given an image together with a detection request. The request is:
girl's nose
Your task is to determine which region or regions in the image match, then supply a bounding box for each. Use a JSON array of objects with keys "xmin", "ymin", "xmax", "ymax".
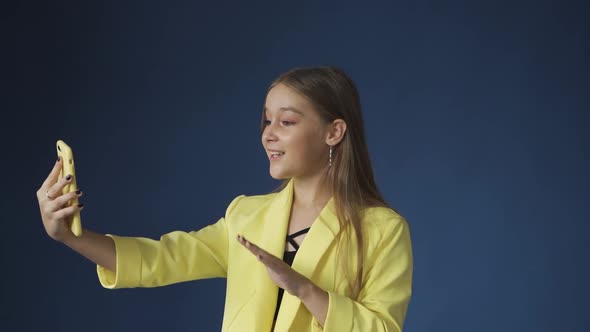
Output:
[{"xmin": 263, "ymin": 123, "xmax": 277, "ymax": 142}]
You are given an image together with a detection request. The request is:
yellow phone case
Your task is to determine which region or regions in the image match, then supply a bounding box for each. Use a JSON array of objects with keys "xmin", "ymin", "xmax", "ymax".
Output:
[{"xmin": 56, "ymin": 140, "xmax": 83, "ymax": 237}]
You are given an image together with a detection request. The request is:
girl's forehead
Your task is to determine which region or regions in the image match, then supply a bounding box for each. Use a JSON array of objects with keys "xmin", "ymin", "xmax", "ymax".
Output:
[{"xmin": 265, "ymin": 84, "xmax": 312, "ymax": 113}]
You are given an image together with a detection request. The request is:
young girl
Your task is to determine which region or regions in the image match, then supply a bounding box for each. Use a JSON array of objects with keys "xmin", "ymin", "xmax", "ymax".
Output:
[{"xmin": 37, "ymin": 66, "xmax": 413, "ymax": 332}]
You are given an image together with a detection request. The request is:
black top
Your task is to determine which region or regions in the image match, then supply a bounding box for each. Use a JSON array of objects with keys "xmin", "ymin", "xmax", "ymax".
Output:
[{"xmin": 273, "ymin": 227, "xmax": 311, "ymax": 322}]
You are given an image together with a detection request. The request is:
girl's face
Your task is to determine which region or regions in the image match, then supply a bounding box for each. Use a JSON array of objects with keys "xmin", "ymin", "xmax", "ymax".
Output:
[{"xmin": 262, "ymin": 83, "xmax": 329, "ymax": 180}]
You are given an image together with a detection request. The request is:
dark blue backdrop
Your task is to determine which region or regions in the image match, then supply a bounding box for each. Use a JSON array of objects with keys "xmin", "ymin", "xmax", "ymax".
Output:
[{"xmin": 3, "ymin": 0, "xmax": 588, "ymax": 331}]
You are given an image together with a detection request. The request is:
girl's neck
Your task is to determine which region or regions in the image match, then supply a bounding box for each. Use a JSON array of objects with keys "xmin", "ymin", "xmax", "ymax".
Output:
[{"xmin": 291, "ymin": 173, "xmax": 332, "ymax": 209}]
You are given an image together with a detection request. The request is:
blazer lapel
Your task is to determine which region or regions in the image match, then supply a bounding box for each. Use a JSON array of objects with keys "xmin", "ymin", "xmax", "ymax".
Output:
[
  {"xmin": 249, "ymin": 179, "xmax": 293, "ymax": 330},
  {"xmin": 260, "ymin": 179, "xmax": 293, "ymax": 259},
  {"xmin": 274, "ymin": 183, "xmax": 343, "ymax": 331}
]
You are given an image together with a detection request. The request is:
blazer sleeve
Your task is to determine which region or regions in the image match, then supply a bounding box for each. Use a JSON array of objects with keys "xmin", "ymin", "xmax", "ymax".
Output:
[
  {"xmin": 312, "ymin": 217, "xmax": 413, "ymax": 332},
  {"xmin": 96, "ymin": 195, "xmax": 244, "ymax": 289}
]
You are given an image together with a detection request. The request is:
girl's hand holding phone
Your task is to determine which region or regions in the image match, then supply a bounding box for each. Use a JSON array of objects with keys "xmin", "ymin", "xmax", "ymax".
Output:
[{"xmin": 36, "ymin": 156, "xmax": 84, "ymax": 242}]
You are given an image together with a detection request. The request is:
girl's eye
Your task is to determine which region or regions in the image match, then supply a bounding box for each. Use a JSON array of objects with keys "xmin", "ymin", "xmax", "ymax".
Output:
[{"xmin": 263, "ymin": 119, "xmax": 295, "ymax": 126}]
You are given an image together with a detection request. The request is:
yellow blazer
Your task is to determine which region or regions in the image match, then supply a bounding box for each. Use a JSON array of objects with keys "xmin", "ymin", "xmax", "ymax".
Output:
[{"xmin": 96, "ymin": 179, "xmax": 413, "ymax": 331}]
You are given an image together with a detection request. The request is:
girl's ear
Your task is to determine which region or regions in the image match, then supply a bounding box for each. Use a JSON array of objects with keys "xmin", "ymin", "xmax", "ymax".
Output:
[{"xmin": 325, "ymin": 119, "xmax": 347, "ymax": 146}]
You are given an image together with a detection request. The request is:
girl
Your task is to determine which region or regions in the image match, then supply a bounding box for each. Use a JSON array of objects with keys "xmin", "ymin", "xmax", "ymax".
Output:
[{"xmin": 37, "ymin": 66, "xmax": 413, "ymax": 331}]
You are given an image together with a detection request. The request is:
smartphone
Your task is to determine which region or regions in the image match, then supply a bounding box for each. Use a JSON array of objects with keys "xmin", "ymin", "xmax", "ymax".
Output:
[{"xmin": 56, "ymin": 140, "xmax": 83, "ymax": 237}]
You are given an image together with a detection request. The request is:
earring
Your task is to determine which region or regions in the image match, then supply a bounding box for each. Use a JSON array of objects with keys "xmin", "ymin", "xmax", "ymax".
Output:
[{"xmin": 329, "ymin": 145, "xmax": 333, "ymax": 167}]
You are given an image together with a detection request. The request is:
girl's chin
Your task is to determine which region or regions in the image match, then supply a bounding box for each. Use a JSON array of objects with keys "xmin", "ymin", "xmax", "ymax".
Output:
[
  {"xmin": 269, "ymin": 167, "xmax": 291, "ymax": 180},
  {"xmin": 269, "ymin": 172, "xmax": 290, "ymax": 180}
]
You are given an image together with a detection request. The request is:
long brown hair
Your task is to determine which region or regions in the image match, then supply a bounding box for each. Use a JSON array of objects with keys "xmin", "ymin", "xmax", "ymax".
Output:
[{"xmin": 260, "ymin": 66, "xmax": 392, "ymax": 299}]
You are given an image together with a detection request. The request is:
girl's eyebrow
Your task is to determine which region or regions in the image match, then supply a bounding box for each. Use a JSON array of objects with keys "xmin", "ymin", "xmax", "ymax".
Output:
[{"xmin": 264, "ymin": 106, "xmax": 305, "ymax": 117}]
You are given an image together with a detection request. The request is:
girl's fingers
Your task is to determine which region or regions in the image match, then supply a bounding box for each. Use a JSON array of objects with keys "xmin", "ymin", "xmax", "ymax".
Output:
[
  {"xmin": 237, "ymin": 235, "xmax": 279, "ymax": 264},
  {"xmin": 47, "ymin": 173, "xmax": 75, "ymax": 202},
  {"xmin": 53, "ymin": 203, "xmax": 83, "ymax": 220},
  {"xmin": 49, "ymin": 190, "xmax": 83, "ymax": 213},
  {"xmin": 238, "ymin": 235, "xmax": 265, "ymax": 258}
]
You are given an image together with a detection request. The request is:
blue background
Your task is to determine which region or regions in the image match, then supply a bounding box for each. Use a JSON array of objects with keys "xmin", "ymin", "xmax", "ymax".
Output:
[{"xmin": 3, "ymin": 0, "xmax": 588, "ymax": 331}]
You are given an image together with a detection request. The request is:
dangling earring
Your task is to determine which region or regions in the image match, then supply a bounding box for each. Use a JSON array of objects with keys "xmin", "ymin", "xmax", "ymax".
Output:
[{"xmin": 329, "ymin": 145, "xmax": 333, "ymax": 167}]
